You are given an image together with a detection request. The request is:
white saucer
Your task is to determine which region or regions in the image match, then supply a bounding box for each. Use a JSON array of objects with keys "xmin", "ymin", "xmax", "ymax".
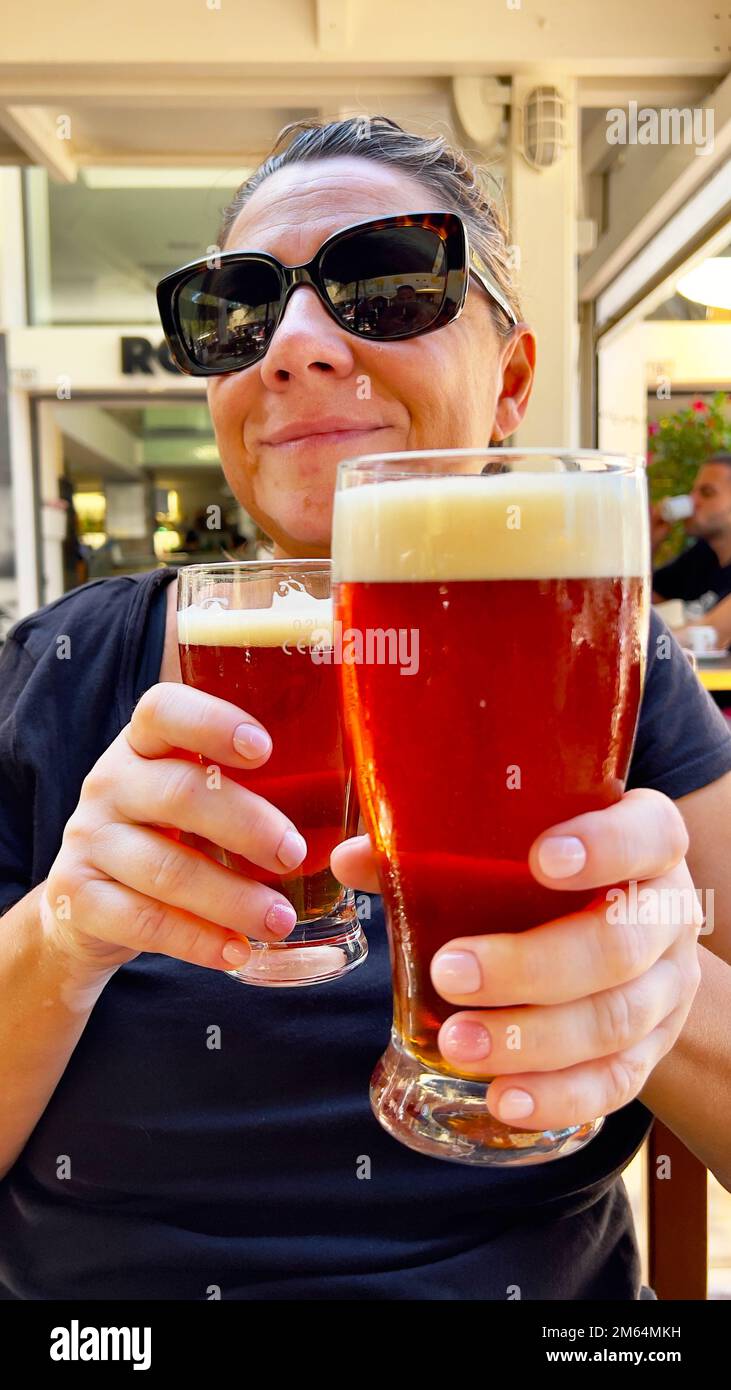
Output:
[{"xmin": 695, "ymin": 650, "xmax": 730, "ymax": 661}]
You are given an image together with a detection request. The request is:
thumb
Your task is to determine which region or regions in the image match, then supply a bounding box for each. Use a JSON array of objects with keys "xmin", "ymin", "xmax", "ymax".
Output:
[{"xmin": 331, "ymin": 834, "xmax": 380, "ymax": 893}]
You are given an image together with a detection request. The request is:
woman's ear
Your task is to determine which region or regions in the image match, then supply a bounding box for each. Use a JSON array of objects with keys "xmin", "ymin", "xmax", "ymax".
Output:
[{"xmin": 490, "ymin": 325, "xmax": 536, "ymax": 443}]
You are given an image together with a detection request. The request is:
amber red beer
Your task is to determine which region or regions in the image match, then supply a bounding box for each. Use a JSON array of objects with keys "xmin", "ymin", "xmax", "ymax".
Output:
[
  {"xmin": 177, "ymin": 561, "xmax": 365, "ymax": 987},
  {"xmin": 332, "ymin": 452, "xmax": 650, "ymax": 1164},
  {"xmin": 178, "ymin": 605, "xmax": 358, "ymax": 917}
]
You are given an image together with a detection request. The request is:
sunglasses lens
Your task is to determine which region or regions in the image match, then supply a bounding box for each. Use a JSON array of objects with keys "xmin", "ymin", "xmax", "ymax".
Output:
[
  {"xmin": 321, "ymin": 225, "xmax": 452, "ymax": 338},
  {"xmin": 175, "ymin": 261, "xmax": 282, "ymax": 371}
]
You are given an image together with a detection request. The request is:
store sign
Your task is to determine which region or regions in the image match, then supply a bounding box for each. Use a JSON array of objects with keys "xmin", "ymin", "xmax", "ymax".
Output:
[{"xmin": 121, "ymin": 336, "xmax": 179, "ymax": 374}]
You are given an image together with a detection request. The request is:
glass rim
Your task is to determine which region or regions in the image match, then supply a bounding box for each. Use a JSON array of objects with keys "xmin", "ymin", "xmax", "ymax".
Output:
[
  {"xmin": 177, "ymin": 558, "xmax": 331, "ymax": 576},
  {"xmin": 336, "ymin": 446, "xmax": 646, "ymax": 477}
]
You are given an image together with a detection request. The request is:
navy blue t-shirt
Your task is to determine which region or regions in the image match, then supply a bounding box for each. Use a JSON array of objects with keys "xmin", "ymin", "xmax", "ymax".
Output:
[
  {"xmin": 653, "ymin": 537, "xmax": 731, "ymax": 606},
  {"xmin": 1, "ymin": 569, "xmax": 730, "ymax": 1301}
]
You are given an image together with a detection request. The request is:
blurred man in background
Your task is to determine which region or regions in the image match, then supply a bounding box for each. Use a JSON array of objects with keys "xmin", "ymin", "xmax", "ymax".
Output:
[{"xmin": 652, "ymin": 452, "xmax": 731, "ymax": 610}]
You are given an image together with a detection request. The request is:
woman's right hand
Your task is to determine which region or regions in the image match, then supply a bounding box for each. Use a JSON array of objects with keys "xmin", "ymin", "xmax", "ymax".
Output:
[{"xmin": 42, "ymin": 683, "xmax": 306, "ymax": 979}]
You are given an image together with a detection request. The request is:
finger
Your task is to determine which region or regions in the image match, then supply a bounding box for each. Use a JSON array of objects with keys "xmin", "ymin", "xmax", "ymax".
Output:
[
  {"xmin": 528, "ymin": 788, "xmax": 689, "ymax": 891},
  {"xmin": 127, "ymin": 682, "xmax": 273, "ymax": 768},
  {"xmin": 330, "ymin": 834, "xmax": 380, "ymax": 892},
  {"xmin": 110, "ymin": 756, "xmax": 307, "ymax": 876},
  {"xmin": 70, "ymin": 875, "xmax": 256, "ymax": 972},
  {"xmin": 437, "ymin": 944, "xmax": 687, "ymax": 1078},
  {"xmin": 104, "ymin": 745, "xmax": 309, "ymax": 872},
  {"xmin": 87, "ymin": 823, "xmax": 297, "ymax": 942},
  {"xmin": 483, "ymin": 999, "xmax": 690, "ymax": 1132},
  {"xmin": 429, "ymin": 863, "xmax": 699, "ymax": 1006}
]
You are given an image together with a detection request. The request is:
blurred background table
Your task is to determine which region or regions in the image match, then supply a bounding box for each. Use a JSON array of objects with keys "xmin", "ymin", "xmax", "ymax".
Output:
[{"xmin": 696, "ymin": 657, "xmax": 731, "ymax": 693}]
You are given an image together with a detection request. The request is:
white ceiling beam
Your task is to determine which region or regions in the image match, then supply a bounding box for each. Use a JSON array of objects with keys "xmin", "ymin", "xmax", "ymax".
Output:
[
  {"xmin": 0, "ymin": 105, "xmax": 77, "ymax": 180},
  {"xmin": 1, "ymin": 1, "xmax": 729, "ymax": 69},
  {"xmin": 578, "ymin": 76, "xmax": 715, "ymax": 108},
  {"xmin": 77, "ymin": 150, "xmax": 270, "ymax": 168},
  {"xmin": 579, "ymin": 70, "xmax": 731, "ymax": 301},
  {"xmin": 0, "ymin": 74, "xmax": 446, "ymax": 107}
]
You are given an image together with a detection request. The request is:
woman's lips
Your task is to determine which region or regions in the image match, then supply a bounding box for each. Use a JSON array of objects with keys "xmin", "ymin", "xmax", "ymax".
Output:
[{"xmin": 261, "ymin": 426, "xmax": 389, "ymax": 453}]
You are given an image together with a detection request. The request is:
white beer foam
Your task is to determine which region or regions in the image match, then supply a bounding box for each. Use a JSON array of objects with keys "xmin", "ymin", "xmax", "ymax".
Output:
[
  {"xmin": 332, "ymin": 471, "xmax": 649, "ymax": 581},
  {"xmin": 178, "ymin": 587, "xmax": 332, "ymax": 647}
]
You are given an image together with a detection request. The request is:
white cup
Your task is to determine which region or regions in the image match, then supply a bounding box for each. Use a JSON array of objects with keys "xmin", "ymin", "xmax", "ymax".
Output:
[
  {"xmin": 684, "ymin": 625, "xmax": 719, "ymax": 654},
  {"xmin": 659, "ymin": 494, "xmax": 694, "ymax": 522}
]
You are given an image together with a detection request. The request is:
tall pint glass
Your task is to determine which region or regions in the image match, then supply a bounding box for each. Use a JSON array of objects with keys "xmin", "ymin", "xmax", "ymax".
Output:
[
  {"xmin": 177, "ymin": 560, "xmax": 366, "ymax": 987},
  {"xmin": 332, "ymin": 450, "xmax": 650, "ymax": 1165}
]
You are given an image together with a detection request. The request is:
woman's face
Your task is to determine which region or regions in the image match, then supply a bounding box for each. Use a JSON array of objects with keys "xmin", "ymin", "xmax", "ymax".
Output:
[{"xmin": 206, "ymin": 155, "xmax": 536, "ymax": 556}]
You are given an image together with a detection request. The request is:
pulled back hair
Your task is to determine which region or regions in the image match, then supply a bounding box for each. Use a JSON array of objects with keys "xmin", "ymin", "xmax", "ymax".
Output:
[{"xmin": 217, "ymin": 115, "xmax": 522, "ymax": 337}]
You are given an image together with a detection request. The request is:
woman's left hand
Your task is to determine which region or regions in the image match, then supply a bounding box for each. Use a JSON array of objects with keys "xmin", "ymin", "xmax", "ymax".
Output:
[{"xmin": 331, "ymin": 788, "xmax": 703, "ymax": 1130}]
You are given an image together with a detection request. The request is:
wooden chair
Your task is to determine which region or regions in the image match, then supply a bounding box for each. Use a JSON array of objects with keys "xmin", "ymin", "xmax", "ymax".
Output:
[{"xmin": 647, "ymin": 1119, "xmax": 708, "ymax": 1299}]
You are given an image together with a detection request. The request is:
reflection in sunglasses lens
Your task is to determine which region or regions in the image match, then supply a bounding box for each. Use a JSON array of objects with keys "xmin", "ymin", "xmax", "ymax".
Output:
[
  {"xmin": 322, "ymin": 226, "xmax": 448, "ymax": 338},
  {"xmin": 178, "ymin": 262, "xmax": 281, "ymax": 370}
]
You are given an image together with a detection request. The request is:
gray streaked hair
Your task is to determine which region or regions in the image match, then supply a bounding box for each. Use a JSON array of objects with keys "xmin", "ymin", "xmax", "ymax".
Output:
[{"xmin": 217, "ymin": 114, "xmax": 522, "ymax": 336}]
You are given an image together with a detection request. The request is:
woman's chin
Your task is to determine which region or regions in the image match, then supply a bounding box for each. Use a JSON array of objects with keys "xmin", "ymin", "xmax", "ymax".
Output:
[
  {"xmin": 265, "ymin": 508, "xmax": 334, "ymax": 556},
  {"xmin": 245, "ymin": 428, "xmax": 407, "ymax": 552}
]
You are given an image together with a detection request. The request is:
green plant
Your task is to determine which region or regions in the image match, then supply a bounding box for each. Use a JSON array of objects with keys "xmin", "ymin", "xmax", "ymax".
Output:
[{"xmin": 648, "ymin": 391, "xmax": 731, "ymax": 566}]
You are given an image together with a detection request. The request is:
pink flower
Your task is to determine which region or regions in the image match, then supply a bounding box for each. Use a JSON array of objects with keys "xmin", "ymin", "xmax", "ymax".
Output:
[
  {"xmin": 691, "ymin": 399, "xmax": 707, "ymax": 412},
  {"xmin": 648, "ymin": 422, "xmax": 659, "ymax": 436}
]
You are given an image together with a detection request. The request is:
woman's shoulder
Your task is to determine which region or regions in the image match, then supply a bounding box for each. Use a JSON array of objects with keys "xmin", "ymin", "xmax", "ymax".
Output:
[
  {"xmin": 0, "ymin": 568, "xmax": 176, "ymax": 737},
  {"xmin": 0, "ymin": 570, "xmax": 177, "ymax": 900},
  {"xmin": 6, "ymin": 570, "xmax": 171, "ymax": 667},
  {"xmin": 629, "ymin": 607, "xmax": 731, "ymax": 799}
]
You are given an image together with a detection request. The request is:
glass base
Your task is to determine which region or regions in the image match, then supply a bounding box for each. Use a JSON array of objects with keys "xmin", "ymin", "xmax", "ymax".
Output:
[
  {"xmin": 370, "ymin": 1033, "xmax": 604, "ymax": 1166},
  {"xmin": 225, "ymin": 893, "xmax": 368, "ymax": 988}
]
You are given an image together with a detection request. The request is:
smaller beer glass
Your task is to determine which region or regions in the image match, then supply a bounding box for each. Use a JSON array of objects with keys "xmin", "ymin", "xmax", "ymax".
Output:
[{"xmin": 177, "ymin": 560, "xmax": 366, "ymax": 986}]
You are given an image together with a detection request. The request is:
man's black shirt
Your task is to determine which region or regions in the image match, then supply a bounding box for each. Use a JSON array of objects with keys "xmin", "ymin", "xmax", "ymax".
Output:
[{"xmin": 653, "ymin": 537, "xmax": 731, "ymax": 606}]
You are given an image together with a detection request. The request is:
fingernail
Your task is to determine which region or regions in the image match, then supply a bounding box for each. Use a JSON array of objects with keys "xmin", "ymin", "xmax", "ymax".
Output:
[
  {"xmin": 537, "ymin": 835, "xmax": 586, "ymax": 879},
  {"xmin": 233, "ymin": 723, "xmax": 272, "ymax": 759},
  {"xmin": 441, "ymin": 1019, "xmax": 492, "ymax": 1060},
  {"xmin": 222, "ymin": 939, "xmax": 251, "ymax": 966},
  {"xmin": 431, "ymin": 950, "xmax": 482, "ymax": 995},
  {"xmin": 498, "ymin": 1088, "xmax": 535, "ymax": 1121},
  {"xmin": 265, "ymin": 902, "xmax": 297, "ymax": 938},
  {"xmin": 277, "ymin": 827, "xmax": 307, "ymax": 870}
]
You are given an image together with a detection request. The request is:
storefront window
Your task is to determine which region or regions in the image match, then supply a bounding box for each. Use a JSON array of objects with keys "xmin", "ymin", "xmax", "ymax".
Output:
[
  {"xmin": 51, "ymin": 399, "xmax": 259, "ymax": 591},
  {"xmin": 24, "ymin": 167, "xmax": 244, "ymax": 326}
]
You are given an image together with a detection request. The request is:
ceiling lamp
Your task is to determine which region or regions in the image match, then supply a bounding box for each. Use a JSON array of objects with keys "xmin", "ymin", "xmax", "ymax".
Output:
[{"xmin": 676, "ymin": 257, "xmax": 731, "ymax": 311}]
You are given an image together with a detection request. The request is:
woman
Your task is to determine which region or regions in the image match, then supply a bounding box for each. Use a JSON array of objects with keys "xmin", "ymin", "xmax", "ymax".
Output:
[{"xmin": 1, "ymin": 116, "xmax": 730, "ymax": 1302}]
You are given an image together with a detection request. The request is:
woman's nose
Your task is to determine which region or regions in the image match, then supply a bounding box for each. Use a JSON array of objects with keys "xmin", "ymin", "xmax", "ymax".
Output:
[{"xmin": 259, "ymin": 284, "xmax": 356, "ymax": 385}]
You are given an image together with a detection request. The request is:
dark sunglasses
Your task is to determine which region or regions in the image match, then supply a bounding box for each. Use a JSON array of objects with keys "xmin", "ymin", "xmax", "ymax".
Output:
[{"xmin": 156, "ymin": 211, "xmax": 517, "ymax": 376}]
